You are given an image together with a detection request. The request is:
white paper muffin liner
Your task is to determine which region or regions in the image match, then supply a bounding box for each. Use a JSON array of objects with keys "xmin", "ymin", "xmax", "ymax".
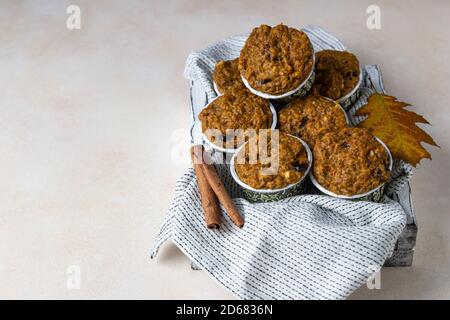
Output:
[
  {"xmin": 241, "ymin": 52, "xmax": 316, "ymax": 104},
  {"xmin": 309, "ymin": 136, "xmax": 393, "ymax": 202},
  {"xmin": 199, "ymin": 97, "xmax": 278, "ymax": 154},
  {"xmin": 230, "ymin": 135, "xmax": 313, "ymax": 202}
]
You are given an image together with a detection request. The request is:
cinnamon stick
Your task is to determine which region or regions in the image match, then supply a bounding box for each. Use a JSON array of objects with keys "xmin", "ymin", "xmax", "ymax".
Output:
[
  {"xmin": 190, "ymin": 145, "xmax": 221, "ymax": 229},
  {"xmin": 200, "ymin": 154, "xmax": 245, "ymax": 228}
]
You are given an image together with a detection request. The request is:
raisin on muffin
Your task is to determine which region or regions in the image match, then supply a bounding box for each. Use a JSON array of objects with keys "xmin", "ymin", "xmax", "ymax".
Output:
[
  {"xmin": 239, "ymin": 24, "xmax": 314, "ymax": 95},
  {"xmin": 312, "ymin": 50, "xmax": 360, "ymax": 100},
  {"xmin": 313, "ymin": 127, "xmax": 391, "ymax": 196},
  {"xmin": 235, "ymin": 131, "xmax": 309, "ymax": 189},
  {"xmin": 213, "ymin": 58, "xmax": 246, "ymax": 94},
  {"xmin": 199, "ymin": 90, "xmax": 272, "ymax": 149},
  {"xmin": 278, "ymin": 95, "xmax": 348, "ymax": 147}
]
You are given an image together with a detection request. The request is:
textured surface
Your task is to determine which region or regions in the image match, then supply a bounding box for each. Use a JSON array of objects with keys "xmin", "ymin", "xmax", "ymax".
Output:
[
  {"xmin": 0, "ymin": 0, "xmax": 448, "ymax": 299},
  {"xmin": 191, "ymin": 63, "xmax": 417, "ymax": 267},
  {"xmin": 152, "ymin": 168, "xmax": 406, "ymax": 299},
  {"xmin": 152, "ymin": 27, "xmax": 412, "ymax": 300}
]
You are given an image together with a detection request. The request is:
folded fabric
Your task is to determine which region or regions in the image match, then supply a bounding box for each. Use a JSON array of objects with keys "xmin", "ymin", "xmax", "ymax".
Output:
[{"xmin": 151, "ymin": 25, "xmax": 413, "ymax": 299}]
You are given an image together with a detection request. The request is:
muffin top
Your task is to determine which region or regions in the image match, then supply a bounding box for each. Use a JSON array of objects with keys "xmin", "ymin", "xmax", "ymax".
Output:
[
  {"xmin": 239, "ymin": 24, "xmax": 314, "ymax": 95},
  {"xmin": 278, "ymin": 95, "xmax": 348, "ymax": 147},
  {"xmin": 235, "ymin": 131, "xmax": 309, "ymax": 189},
  {"xmin": 312, "ymin": 50, "xmax": 360, "ymax": 100},
  {"xmin": 199, "ymin": 90, "xmax": 272, "ymax": 148},
  {"xmin": 313, "ymin": 127, "xmax": 391, "ymax": 196},
  {"xmin": 213, "ymin": 58, "xmax": 246, "ymax": 94}
]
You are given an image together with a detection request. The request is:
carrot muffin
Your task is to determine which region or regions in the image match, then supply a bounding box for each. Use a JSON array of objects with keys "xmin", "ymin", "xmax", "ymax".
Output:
[
  {"xmin": 239, "ymin": 24, "xmax": 314, "ymax": 95},
  {"xmin": 312, "ymin": 50, "xmax": 360, "ymax": 100},
  {"xmin": 213, "ymin": 58, "xmax": 246, "ymax": 94},
  {"xmin": 235, "ymin": 131, "xmax": 309, "ymax": 189},
  {"xmin": 199, "ymin": 90, "xmax": 272, "ymax": 148},
  {"xmin": 313, "ymin": 127, "xmax": 391, "ymax": 196},
  {"xmin": 278, "ymin": 95, "xmax": 348, "ymax": 146}
]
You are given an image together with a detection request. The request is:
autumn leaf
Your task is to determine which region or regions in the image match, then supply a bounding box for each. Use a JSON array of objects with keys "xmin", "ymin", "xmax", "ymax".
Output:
[{"xmin": 356, "ymin": 93, "xmax": 438, "ymax": 167}]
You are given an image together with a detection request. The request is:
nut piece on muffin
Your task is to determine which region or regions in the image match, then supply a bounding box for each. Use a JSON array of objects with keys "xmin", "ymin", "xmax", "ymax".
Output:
[
  {"xmin": 239, "ymin": 24, "xmax": 314, "ymax": 95},
  {"xmin": 199, "ymin": 90, "xmax": 273, "ymax": 149},
  {"xmin": 213, "ymin": 58, "xmax": 246, "ymax": 94},
  {"xmin": 235, "ymin": 131, "xmax": 309, "ymax": 189},
  {"xmin": 313, "ymin": 127, "xmax": 391, "ymax": 196},
  {"xmin": 312, "ymin": 50, "xmax": 360, "ymax": 100},
  {"xmin": 278, "ymin": 95, "xmax": 348, "ymax": 146}
]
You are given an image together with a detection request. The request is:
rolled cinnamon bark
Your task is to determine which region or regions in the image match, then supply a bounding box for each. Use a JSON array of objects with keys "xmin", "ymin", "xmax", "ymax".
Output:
[
  {"xmin": 190, "ymin": 145, "xmax": 221, "ymax": 229},
  {"xmin": 200, "ymin": 155, "xmax": 245, "ymax": 228}
]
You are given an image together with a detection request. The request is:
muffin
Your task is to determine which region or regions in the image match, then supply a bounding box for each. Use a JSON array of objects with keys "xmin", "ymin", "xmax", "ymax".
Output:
[
  {"xmin": 312, "ymin": 127, "xmax": 391, "ymax": 196},
  {"xmin": 199, "ymin": 90, "xmax": 273, "ymax": 150},
  {"xmin": 234, "ymin": 131, "xmax": 310, "ymax": 190},
  {"xmin": 212, "ymin": 58, "xmax": 246, "ymax": 94},
  {"xmin": 278, "ymin": 95, "xmax": 348, "ymax": 147},
  {"xmin": 239, "ymin": 24, "xmax": 314, "ymax": 96},
  {"xmin": 312, "ymin": 50, "xmax": 361, "ymax": 101}
]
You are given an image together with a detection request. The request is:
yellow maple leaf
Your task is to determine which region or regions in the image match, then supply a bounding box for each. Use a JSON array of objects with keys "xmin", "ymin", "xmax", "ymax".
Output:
[{"xmin": 356, "ymin": 93, "xmax": 438, "ymax": 167}]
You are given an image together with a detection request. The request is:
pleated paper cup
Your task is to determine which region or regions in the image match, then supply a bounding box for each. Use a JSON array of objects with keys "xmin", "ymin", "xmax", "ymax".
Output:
[
  {"xmin": 309, "ymin": 137, "xmax": 393, "ymax": 202},
  {"xmin": 230, "ymin": 135, "xmax": 313, "ymax": 202},
  {"xmin": 241, "ymin": 54, "xmax": 316, "ymax": 104},
  {"xmin": 337, "ymin": 66, "xmax": 363, "ymax": 110},
  {"xmin": 213, "ymin": 81, "xmax": 222, "ymax": 96}
]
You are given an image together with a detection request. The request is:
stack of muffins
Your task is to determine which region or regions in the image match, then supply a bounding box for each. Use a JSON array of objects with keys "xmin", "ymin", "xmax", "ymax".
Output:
[{"xmin": 199, "ymin": 24, "xmax": 391, "ymax": 202}]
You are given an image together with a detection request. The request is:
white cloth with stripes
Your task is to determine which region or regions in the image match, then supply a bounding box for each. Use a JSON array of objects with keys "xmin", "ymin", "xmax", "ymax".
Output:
[{"xmin": 151, "ymin": 25, "xmax": 413, "ymax": 299}]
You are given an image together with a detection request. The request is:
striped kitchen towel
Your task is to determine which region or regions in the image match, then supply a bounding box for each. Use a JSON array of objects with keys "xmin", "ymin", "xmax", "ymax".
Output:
[{"xmin": 151, "ymin": 25, "xmax": 413, "ymax": 299}]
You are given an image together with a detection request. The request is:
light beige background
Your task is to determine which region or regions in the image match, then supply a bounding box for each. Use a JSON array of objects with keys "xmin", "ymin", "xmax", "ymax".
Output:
[{"xmin": 0, "ymin": 0, "xmax": 448, "ymax": 299}]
